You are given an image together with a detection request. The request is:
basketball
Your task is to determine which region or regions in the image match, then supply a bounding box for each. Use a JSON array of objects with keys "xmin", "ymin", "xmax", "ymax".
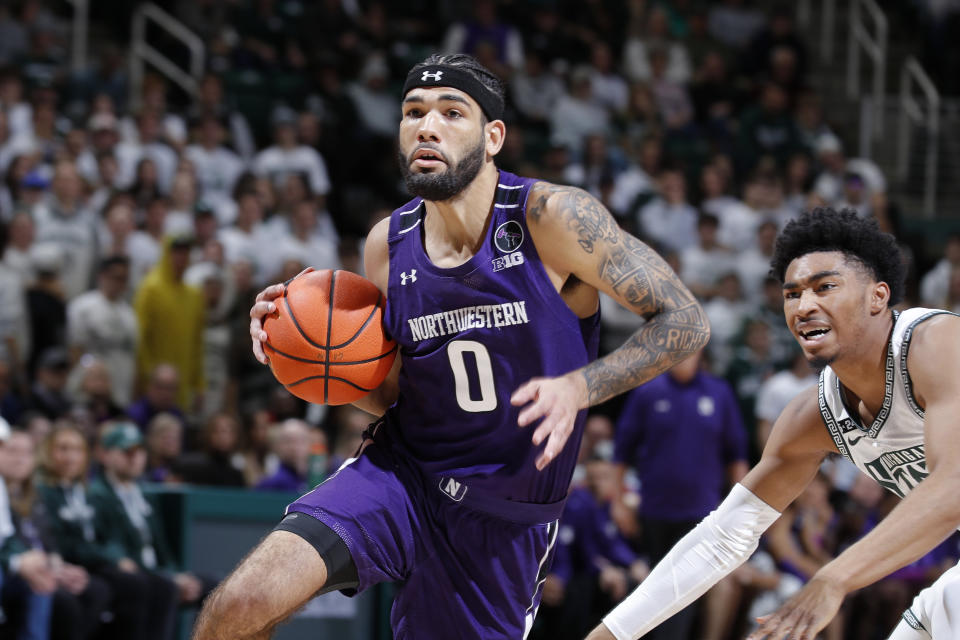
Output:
[{"xmin": 263, "ymin": 269, "xmax": 397, "ymax": 405}]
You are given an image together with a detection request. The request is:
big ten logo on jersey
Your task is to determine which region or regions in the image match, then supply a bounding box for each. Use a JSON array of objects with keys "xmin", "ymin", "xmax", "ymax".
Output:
[
  {"xmin": 492, "ymin": 251, "xmax": 524, "ymax": 272},
  {"xmin": 863, "ymin": 444, "xmax": 928, "ymax": 498}
]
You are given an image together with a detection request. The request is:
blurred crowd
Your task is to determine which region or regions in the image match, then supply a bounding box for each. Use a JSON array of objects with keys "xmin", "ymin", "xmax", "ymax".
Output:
[{"xmin": 0, "ymin": 0, "xmax": 957, "ymax": 638}]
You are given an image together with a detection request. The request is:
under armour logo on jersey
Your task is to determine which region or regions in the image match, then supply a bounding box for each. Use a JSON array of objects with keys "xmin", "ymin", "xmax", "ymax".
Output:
[
  {"xmin": 439, "ymin": 476, "xmax": 468, "ymax": 501},
  {"xmin": 401, "ymin": 270, "xmax": 417, "ymax": 285},
  {"xmin": 421, "ymin": 70, "xmax": 443, "ymax": 82}
]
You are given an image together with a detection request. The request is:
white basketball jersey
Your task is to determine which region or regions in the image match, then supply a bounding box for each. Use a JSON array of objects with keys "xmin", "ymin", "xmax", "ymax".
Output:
[{"xmin": 818, "ymin": 307, "xmax": 955, "ymax": 499}]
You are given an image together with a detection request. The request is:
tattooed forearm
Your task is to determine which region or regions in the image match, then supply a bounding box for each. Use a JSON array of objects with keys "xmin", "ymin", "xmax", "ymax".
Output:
[
  {"xmin": 582, "ymin": 231, "xmax": 710, "ymax": 403},
  {"xmin": 527, "ymin": 182, "xmax": 710, "ymax": 405},
  {"xmin": 580, "ymin": 303, "xmax": 710, "ymax": 405}
]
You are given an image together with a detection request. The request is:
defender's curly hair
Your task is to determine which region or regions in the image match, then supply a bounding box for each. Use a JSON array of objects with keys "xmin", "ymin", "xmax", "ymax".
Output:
[{"xmin": 770, "ymin": 208, "xmax": 905, "ymax": 305}]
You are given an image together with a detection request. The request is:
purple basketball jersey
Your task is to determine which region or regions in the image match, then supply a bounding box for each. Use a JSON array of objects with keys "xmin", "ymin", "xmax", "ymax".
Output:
[{"xmin": 383, "ymin": 170, "xmax": 600, "ymax": 506}]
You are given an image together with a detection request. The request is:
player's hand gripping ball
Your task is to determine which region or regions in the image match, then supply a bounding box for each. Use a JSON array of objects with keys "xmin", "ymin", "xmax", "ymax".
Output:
[{"xmin": 263, "ymin": 269, "xmax": 397, "ymax": 405}]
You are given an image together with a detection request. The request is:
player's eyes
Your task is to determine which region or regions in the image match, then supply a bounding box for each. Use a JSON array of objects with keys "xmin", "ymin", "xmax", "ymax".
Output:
[
  {"xmin": 405, "ymin": 109, "xmax": 422, "ymax": 118},
  {"xmin": 446, "ymin": 110, "xmax": 462, "ymax": 119},
  {"xmin": 784, "ymin": 291, "xmax": 800, "ymax": 299}
]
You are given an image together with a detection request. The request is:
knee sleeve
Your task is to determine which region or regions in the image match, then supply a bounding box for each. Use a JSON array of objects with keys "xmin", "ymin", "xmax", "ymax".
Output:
[{"xmin": 274, "ymin": 513, "xmax": 359, "ymax": 593}]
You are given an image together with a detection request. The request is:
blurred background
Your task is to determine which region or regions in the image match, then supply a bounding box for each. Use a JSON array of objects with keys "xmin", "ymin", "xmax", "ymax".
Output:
[{"xmin": 0, "ymin": 0, "xmax": 958, "ymax": 638}]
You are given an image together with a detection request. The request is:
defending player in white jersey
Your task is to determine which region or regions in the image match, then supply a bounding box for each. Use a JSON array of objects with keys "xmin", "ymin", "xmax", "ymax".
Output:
[{"xmin": 590, "ymin": 208, "xmax": 960, "ymax": 640}]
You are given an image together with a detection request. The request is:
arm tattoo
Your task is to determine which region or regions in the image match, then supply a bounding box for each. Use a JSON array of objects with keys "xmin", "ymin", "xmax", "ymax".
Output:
[{"xmin": 528, "ymin": 182, "xmax": 711, "ymax": 406}]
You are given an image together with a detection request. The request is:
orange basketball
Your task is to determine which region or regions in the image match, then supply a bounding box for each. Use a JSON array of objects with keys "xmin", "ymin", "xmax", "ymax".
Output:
[{"xmin": 263, "ymin": 269, "xmax": 397, "ymax": 405}]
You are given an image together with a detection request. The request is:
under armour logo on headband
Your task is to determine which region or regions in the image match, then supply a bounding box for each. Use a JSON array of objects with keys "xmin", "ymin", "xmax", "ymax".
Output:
[{"xmin": 421, "ymin": 70, "xmax": 444, "ymax": 82}]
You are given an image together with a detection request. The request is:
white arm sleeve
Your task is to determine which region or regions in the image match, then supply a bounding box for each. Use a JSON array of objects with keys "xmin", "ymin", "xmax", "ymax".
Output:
[{"xmin": 603, "ymin": 483, "xmax": 781, "ymax": 640}]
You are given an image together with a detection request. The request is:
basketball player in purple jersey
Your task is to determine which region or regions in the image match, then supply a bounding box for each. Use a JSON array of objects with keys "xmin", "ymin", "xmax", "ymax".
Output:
[{"xmin": 192, "ymin": 54, "xmax": 709, "ymax": 640}]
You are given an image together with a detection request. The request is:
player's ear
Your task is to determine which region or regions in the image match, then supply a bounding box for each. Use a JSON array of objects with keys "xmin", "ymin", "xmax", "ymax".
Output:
[
  {"xmin": 484, "ymin": 119, "xmax": 505, "ymax": 157},
  {"xmin": 870, "ymin": 281, "xmax": 890, "ymax": 314}
]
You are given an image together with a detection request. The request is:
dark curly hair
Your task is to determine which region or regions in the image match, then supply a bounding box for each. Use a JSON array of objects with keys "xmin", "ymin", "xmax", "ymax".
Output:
[
  {"xmin": 408, "ymin": 54, "xmax": 505, "ymax": 123},
  {"xmin": 770, "ymin": 208, "xmax": 905, "ymax": 305}
]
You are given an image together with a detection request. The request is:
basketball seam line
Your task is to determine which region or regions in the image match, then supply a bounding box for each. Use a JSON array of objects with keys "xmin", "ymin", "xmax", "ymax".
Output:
[
  {"xmin": 337, "ymin": 292, "xmax": 383, "ymax": 350},
  {"xmin": 324, "ymin": 270, "xmax": 336, "ymax": 404},
  {"xmin": 264, "ymin": 342, "xmax": 397, "ymax": 366},
  {"xmin": 285, "ymin": 374, "xmax": 374, "ymax": 392},
  {"xmin": 280, "ymin": 275, "xmax": 386, "ymax": 350}
]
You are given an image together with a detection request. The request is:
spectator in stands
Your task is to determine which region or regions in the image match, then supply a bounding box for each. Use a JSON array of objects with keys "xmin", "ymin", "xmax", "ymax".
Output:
[
  {"xmin": 174, "ymin": 413, "xmax": 245, "ymax": 488},
  {"xmin": 783, "ymin": 152, "xmax": 814, "ymax": 217},
  {"xmin": 0, "ymin": 428, "xmax": 112, "ymax": 640},
  {"xmin": 347, "ymin": 52, "xmax": 399, "ymax": 141},
  {"xmin": 586, "ymin": 42, "xmax": 629, "ymax": 117},
  {"xmin": 86, "ymin": 151, "xmax": 119, "ymax": 217},
  {"xmin": 758, "ymin": 473, "xmax": 843, "ymax": 639},
  {"xmin": 89, "ymin": 422, "xmax": 199, "ymax": 640},
  {"xmin": 614, "ymin": 348, "xmax": 748, "ymax": 640},
  {"xmin": 0, "ymin": 357, "xmax": 23, "ymax": 425},
  {"xmin": 648, "ymin": 47, "xmax": 695, "ymax": 133},
  {"xmin": 2, "ymin": 210, "xmax": 35, "ymax": 284},
  {"xmin": 511, "ymin": 51, "xmax": 565, "ymax": 130},
  {"xmin": 637, "ymin": 168, "xmax": 698, "ymax": 253},
  {"xmin": 219, "ymin": 188, "xmax": 267, "ymax": 281},
  {"xmin": 920, "ymin": 234, "xmax": 960, "ymax": 307},
  {"xmin": 37, "ymin": 423, "xmax": 150, "ymax": 639},
  {"xmin": 134, "ymin": 235, "xmax": 205, "ymax": 411},
  {"xmin": 164, "ymin": 171, "xmax": 200, "ymax": 236},
  {"xmin": 736, "ymin": 82, "xmax": 803, "ymax": 174},
  {"xmin": 680, "ymin": 212, "xmax": 735, "ymax": 300},
  {"xmin": 754, "ymin": 349, "xmax": 818, "ymax": 450},
  {"xmin": 115, "ymin": 110, "xmax": 177, "ymax": 193},
  {"xmin": 0, "ymin": 222, "xmax": 26, "ymax": 382},
  {"xmin": 707, "ymin": 0, "xmax": 766, "ymax": 49},
  {"xmin": 26, "ymin": 348, "xmax": 71, "ymax": 421},
  {"xmin": 550, "ymin": 65, "xmax": 611, "ymax": 155},
  {"xmin": 0, "ymin": 415, "xmax": 54, "ymax": 640},
  {"xmin": 66, "ymin": 355, "xmax": 125, "ymax": 429},
  {"xmin": 67, "ymin": 255, "xmax": 137, "ymax": 406},
  {"xmin": 690, "ymin": 50, "xmax": 738, "ymax": 146},
  {"xmin": 185, "ymin": 115, "xmax": 244, "ymax": 226},
  {"xmin": 145, "ymin": 412, "xmax": 184, "ymax": 484},
  {"xmin": 236, "ymin": 409, "xmax": 272, "ymax": 487},
  {"xmin": 564, "ymin": 134, "xmax": 623, "ymax": 200},
  {"xmin": 609, "ymin": 136, "xmax": 662, "ymax": 223},
  {"xmin": 810, "ymin": 132, "xmax": 886, "ymax": 208},
  {"xmin": 735, "ymin": 218, "xmax": 779, "ymax": 306},
  {"xmin": 189, "ymin": 74, "xmax": 255, "ymax": 162},
  {"xmin": 127, "ymin": 364, "xmax": 185, "ymax": 433},
  {"xmin": 120, "ymin": 78, "xmax": 187, "ymax": 151},
  {"xmin": 254, "ymin": 418, "xmax": 312, "ymax": 493},
  {"xmin": 272, "ymin": 198, "xmax": 341, "ymax": 279},
  {"xmin": 724, "ymin": 319, "xmax": 779, "ymax": 463},
  {"xmin": 537, "ymin": 456, "xmax": 649, "ymax": 640},
  {"xmin": 703, "ymin": 272, "xmax": 752, "ymax": 372},
  {"xmin": 441, "ymin": 0, "xmax": 524, "ymax": 77},
  {"xmin": 253, "ymin": 106, "xmax": 330, "ymax": 198},
  {"xmin": 184, "ymin": 262, "xmax": 233, "ymax": 420},
  {"xmin": 742, "ymin": 8, "xmax": 808, "ymax": 91},
  {"xmin": 623, "ymin": 5, "xmax": 693, "ymax": 85},
  {"xmin": 25, "ymin": 244, "xmax": 66, "ymax": 378},
  {"xmin": 32, "ymin": 160, "xmax": 97, "ymax": 300},
  {"xmin": 82, "ymin": 112, "xmax": 120, "ymax": 185},
  {"xmin": 754, "ymin": 275, "xmax": 797, "ymax": 364}
]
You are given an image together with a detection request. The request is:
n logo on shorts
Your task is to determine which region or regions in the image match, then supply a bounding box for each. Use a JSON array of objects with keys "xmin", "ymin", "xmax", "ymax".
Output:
[{"xmin": 439, "ymin": 477, "xmax": 468, "ymax": 502}]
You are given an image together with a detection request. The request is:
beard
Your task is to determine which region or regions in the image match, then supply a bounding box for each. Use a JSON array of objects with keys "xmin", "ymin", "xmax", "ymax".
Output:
[{"xmin": 399, "ymin": 136, "xmax": 486, "ymax": 202}]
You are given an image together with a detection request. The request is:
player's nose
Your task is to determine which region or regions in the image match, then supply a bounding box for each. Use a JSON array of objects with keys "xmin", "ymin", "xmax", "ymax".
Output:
[
  {"xmin": 416, "ymin": 111, "xmax": 442, "ymax": 142},
  {"xmin": 796, "ymin": 288, "xmax": 819, "ymax": 314}
]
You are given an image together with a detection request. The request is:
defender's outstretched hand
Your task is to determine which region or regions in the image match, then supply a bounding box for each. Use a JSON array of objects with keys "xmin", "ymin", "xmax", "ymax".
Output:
[
  {"xmin": 511, "ymin": 373, "xmax": 587, "ymax": 470},
  {"xmin": 746, "ymin": 575, "xmax": 844, "ymax": 640},
  {"xmin": 249, "ymin": 267, "xmax": 314, "ymax": 364}
]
